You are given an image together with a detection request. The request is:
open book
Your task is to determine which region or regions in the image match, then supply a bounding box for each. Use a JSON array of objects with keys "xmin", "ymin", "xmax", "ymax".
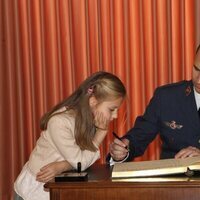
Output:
[{"xmin": 112, "ymin": 156, "xmax": 200, "ymax": 178}]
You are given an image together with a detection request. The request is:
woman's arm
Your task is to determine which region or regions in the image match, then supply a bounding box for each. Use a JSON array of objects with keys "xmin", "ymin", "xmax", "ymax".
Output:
[
  {"xmin": 47, "ymin": 116, "xmax": 99, "ymax": 171},
  {"xmin": 36, "ymin": 160, "xmax": 73, "ymax": 183},
  {"xmin": 93, "ymin": 111, "xmax": 109, "ymax": 147}
]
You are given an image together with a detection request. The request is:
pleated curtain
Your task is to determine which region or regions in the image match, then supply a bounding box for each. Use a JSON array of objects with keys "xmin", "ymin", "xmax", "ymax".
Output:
[{"xmin": 0, "ymin": 0, "xmax": 199, "ymax": 199}]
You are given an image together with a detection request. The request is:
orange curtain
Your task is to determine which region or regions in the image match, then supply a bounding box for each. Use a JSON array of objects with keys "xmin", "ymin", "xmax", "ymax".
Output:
[{"xmin": 0, "ymin": 0, "xmax": 199, "ymax": 199}]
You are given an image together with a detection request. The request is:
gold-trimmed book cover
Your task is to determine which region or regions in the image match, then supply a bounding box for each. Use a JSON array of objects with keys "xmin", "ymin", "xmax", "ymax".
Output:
[{"xmin": 112, "ymin": 156, "xmax": 200, "ymax": 178}]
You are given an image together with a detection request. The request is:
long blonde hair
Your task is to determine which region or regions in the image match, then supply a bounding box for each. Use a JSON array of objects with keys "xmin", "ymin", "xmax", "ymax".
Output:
[{"xmin": 40, "ymin": 71, "xmax": 126, "ymax": 151}]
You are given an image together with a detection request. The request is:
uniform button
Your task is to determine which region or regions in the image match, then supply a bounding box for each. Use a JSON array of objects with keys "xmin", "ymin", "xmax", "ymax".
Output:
[{"xmin": 198, "ymin": 139, "xmax": 200, "ymax": 144}]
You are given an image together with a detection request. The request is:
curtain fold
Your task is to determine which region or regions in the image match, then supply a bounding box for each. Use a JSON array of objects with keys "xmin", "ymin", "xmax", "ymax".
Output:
[{"xmin": 0, "ymin": 0, "xmax": 199, "ymax": 199}]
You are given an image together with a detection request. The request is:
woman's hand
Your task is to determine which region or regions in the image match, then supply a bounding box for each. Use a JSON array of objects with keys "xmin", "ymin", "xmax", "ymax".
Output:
[
  {"xmin": 94, "ymin": 111, "xmax": 109, "ymax": 131},
  {"xmin": 36, "ymin": 160, "xmax": 73, "ymax": 183},
  {"xmin": 93, "ymin": 111, "xmax": 110, "ymax": 147}
]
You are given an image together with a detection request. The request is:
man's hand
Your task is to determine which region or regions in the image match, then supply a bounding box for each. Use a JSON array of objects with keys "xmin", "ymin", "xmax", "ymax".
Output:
[
  {"xmin": 109, "ymin": 138, "xmax": 129, "ymax": 161},
  {"xmin": 175, "ymin": 146, "xmax": 200, "ymax": 159}
]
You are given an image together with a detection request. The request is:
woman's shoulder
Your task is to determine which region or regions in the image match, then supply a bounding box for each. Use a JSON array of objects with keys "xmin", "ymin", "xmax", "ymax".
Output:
[{"xmin": 48, "ymin": 107, "xmax": 76, "ymax": 127}]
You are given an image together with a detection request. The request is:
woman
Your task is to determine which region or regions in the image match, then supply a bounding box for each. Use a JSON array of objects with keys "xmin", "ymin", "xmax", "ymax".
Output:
[{"xmin": 14, "ymin": 71, "xmax": 126, "ymax": 200}]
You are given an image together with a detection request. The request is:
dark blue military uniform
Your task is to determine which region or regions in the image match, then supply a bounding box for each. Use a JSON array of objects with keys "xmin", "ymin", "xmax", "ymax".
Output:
[{"xmin": 126, "ymin": 80, "xmax": 200, "ymax": 160}]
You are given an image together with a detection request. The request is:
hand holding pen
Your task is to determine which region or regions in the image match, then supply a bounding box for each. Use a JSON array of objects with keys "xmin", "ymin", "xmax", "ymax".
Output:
[
  {"xmin": 112, "ymin": 132, "xmax": 129, "ymax": 150},
  {"xmin": 110, "ymin": 132, "xmax": 129, "ymax": 161}
]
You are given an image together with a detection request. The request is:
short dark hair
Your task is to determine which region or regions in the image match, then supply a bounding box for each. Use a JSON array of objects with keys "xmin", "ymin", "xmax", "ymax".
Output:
[{"xmin": 196, "ymin": 44, "xmax": 200, "ymax": 54}]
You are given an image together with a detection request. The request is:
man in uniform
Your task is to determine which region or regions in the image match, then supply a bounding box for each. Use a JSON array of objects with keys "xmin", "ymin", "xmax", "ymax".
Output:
[{"xmin": 109, "ymin": 45, "xmax": 200, "ymax": 162}]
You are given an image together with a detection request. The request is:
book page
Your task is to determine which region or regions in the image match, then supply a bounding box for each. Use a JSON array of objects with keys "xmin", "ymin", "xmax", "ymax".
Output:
[
  {"xmin": 112, "ymin": 156, "xmax": 200, "ymax": 178},
  {"xmin": 113, "ymin": 156, "xmax": 200, "ymax": 172}
]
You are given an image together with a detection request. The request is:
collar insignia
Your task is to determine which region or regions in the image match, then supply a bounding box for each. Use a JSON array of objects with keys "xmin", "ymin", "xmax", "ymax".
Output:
[
  {"xmin": 164, "ymin": 121, "xmax": 183, "ymax": 130},
  {"xmin": 185, "ymin": 86, "xmax": 191, "ymax": 96}
]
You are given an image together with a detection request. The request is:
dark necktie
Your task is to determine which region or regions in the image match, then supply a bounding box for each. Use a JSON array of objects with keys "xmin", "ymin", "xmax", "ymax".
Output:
[{"xmin": 198, "ymin": 107, "xmax": 200, "ymax": 118}]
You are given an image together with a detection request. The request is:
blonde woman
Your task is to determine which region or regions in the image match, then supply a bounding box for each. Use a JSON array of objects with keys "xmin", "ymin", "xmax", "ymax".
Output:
[{"xmin": 14, "ymin": 71, "xmax": 126, "ymax": 200}]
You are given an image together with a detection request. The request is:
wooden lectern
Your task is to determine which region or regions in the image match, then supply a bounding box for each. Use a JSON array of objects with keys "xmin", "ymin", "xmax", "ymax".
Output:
[{"xmin": 44, "ymin": 164, "xmax": 200, "ymax": 200}]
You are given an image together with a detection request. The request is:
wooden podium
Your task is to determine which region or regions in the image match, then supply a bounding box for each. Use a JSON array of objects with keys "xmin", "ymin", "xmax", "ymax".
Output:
[{"xmin": 44, "ymin": 164, "xmax": 200, "ymax": 200}]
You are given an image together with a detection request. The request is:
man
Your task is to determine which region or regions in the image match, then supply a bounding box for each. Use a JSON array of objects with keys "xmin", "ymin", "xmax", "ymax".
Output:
[{"xmin": 110, "ymin": 45, "xmax": 200, "ymax": 162}]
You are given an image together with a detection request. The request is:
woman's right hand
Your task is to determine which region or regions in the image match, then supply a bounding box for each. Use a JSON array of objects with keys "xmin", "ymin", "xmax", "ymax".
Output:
[{"xmin": 36, "ymin": 161, "xmax": 72, "ymax": 183}]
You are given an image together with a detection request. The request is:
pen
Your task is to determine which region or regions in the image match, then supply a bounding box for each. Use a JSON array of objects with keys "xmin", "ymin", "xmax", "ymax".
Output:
[
  {"xmin": 112, "ymin": 131, "xmax": 122, "ymax": 140},
  {"xmin": 112, "ymin": 131, "xmax": 129, "ymax": 151},
  {"xmin": 77, "ymin": 162, "xmax": 81, "ymax": 173}
]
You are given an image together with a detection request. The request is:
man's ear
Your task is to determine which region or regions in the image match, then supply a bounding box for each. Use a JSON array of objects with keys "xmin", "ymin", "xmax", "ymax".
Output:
[{"xmin": 89, "ymin": 96, "xmax": 98, "ymax": 107}]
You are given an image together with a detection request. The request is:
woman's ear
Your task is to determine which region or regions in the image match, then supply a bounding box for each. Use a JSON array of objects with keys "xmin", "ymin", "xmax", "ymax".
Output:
[{"xmin": 89, "ymin": 96, "xmax": 98, "ymax": 107}]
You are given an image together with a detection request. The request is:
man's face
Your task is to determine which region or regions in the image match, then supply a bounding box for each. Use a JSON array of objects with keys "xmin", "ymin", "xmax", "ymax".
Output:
[{"xmin": 193, "ymin": 50, "xmax": 200, "ymax": 93}]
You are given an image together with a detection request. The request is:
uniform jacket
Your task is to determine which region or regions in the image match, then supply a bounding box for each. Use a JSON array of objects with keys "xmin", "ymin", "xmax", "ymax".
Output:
[{"xmin": 126, "ymin": 80, "xmax": 200, "ymax": 160}]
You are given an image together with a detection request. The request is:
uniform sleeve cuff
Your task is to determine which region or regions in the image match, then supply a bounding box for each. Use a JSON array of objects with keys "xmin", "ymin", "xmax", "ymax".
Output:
[{"xmin": 109, "ymin": 152, "xmax": 129, "ymax": 166}]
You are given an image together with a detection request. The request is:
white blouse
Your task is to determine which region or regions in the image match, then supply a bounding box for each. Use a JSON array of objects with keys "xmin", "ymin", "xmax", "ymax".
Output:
[{"xmin": 14, "ymin": 163, "xmax": 49, "ymax": 200}]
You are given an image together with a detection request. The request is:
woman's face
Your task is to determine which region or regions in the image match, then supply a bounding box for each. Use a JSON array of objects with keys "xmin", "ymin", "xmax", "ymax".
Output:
[{"xmin": 89, "ymin": 96, "xmax": 124, "ymax": 121}]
